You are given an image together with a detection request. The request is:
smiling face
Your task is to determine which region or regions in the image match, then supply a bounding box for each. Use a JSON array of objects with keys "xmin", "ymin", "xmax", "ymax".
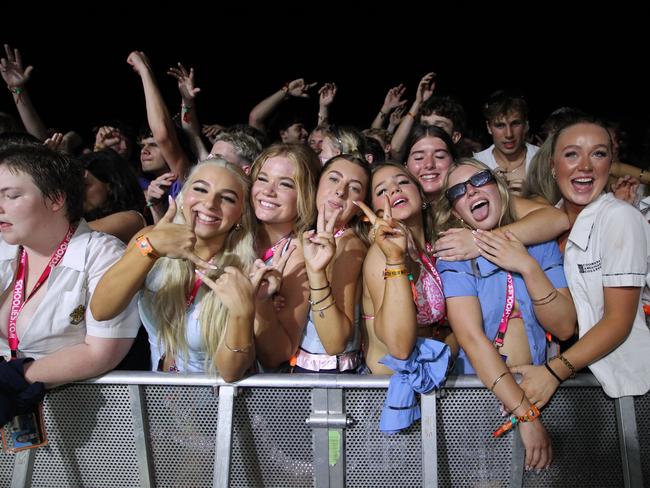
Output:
[
  {"xmin": 251, "ymin": 156, "xmax": 299, "ymax": 225},
  {"xmin": 371, "ymin": 165, "xmax": 422, "ymax": 222},
  {"xmin": 405, "ymin": 135, "xmax": 454, "ymax": 199},
  {"xmin": 448, "ymin": 164, "xmax": 502, "ymax": 230},
  {"xmin": 552, "ymin": 122, "xmax": 612, "ymax": 211},
  {"xmin": 316, "ymin": 158, "xmax": 368, "ymax": 228},
  {"xmin": 181, "ymin": 164, "xmax": 245, "ymax": 242}
]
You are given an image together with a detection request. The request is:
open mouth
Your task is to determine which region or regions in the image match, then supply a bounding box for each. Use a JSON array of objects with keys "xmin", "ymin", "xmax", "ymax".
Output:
[
  {"xmin": 470, "ymin": 199, "xmax": 489, "ymax": 221},
  {"xmin": 571, "ymin": 177, "xmax": 594, "ymax": 193}
]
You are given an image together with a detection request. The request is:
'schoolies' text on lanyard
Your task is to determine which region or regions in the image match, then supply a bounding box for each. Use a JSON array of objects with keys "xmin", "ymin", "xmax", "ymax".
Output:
[
  {"xmin": 493, "ymin": 273, "xmax": 515, "ymax": 349},
  {"xmin": 7, "ymin": 226, "xmax": 75, "ymax": 359}
]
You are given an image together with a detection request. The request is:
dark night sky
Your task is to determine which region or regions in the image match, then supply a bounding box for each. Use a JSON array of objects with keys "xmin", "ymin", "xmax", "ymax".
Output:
[{"xmin": 2, "ymin": 7, "xmax": 649, "ymax": 162}]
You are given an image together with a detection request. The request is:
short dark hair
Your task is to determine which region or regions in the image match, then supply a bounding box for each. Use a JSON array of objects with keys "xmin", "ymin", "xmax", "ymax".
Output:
[
  {"xmin": 0, "ymin": 145, "xmax": 84, "ymax": 223},
  {"xmin": 483, "ymin": 90, "xmax": 528, "ymax": 122},
  {"xmin": 420, "ymin": 96, "xmax": 467, "ymax": 134}
]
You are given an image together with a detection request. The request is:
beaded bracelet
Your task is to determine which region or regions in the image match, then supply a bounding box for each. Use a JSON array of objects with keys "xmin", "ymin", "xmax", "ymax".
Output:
[
  {"xmin": 8, "ymin": 86, "xmax": 23, "ymax": 95},
  {"xmin": 493, "ymin": 404, "xmax": 541, "ymax": 438}
]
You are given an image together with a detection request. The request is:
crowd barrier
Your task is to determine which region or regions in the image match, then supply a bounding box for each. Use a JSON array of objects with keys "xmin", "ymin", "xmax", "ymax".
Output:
[{"xmin": 0, "ymin": 372, "xmax": 646, "ymax": 487}]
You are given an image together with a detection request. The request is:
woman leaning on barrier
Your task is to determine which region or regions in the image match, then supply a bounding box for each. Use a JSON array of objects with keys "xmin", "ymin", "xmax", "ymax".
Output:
[
  {"xmin": 357, "ymin": 162, "xmax": 456, "ymax": 375},
  {"xmin": 292, "ymin": 154, "xmax": 370, "ymax": 373},
  {"xmin": 509, "ymin": 118, "xmax": 650, "ymax": 405},
  {"xmin": 90, "ymin": 159, "xmax": 269, "ymax": 382},
  {"xmin": 436, "ymin": 158, "xmax": 577, "ymax": 471}
]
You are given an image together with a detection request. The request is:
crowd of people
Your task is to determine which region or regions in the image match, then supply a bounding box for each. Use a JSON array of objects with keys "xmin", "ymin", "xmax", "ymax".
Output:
[{"xmin": 1, "ymin": 44, "xmax": 649, "ymax": 471}]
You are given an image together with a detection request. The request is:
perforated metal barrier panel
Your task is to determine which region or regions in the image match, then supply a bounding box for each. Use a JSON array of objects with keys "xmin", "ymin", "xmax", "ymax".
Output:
[
  {"xmin": 144, "ymin": 385, "xmax": 219, "ymax": 488},
  {"xmin": 230, "ymin": 387, "xmax": 313, "ymax": 488},
  {"xmin": 636, "ymin": 394, "xmax": 650, "ymax": 486},
  {"xmin": 0, "ymin": 373, "xmax": 646, "ymax": 488},
  {"xmin": 31, "ymin": 384, "xmax": 140, "ymax": 488}
]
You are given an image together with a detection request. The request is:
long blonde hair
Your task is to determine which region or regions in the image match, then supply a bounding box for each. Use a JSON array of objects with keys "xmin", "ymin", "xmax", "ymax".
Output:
[
  {"xmin": 249, "ymin": 143, "xmax": 320, "ymax": 236},
  {"xmin": 434, "ymin": 158, "xmax": 515, "ymax": 238},
  {"xmin": 150, "ymin": 159, "xmax": 257, "ymax": 372}
]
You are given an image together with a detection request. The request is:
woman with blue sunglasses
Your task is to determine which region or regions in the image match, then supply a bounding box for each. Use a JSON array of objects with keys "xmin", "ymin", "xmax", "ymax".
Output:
[{"xmin": 435, "ymin": 158, "xmax": 576, "ymax": 471}]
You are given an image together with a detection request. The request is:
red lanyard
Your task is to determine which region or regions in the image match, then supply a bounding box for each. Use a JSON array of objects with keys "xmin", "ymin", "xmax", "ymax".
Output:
[
  {"xmin": 7, "ymin": 226, "xmax": 75, "ymax": 358},
  {"xmin": 493, "ymin": 273, "xmax": 515, "ymax": 349},
  {"xmin": 186, "ymin": 277, "xmax": 203, "ymax": 309}
]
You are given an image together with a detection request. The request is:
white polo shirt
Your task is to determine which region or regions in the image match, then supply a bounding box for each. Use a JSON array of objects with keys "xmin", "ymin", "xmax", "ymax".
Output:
[
  {"xmin": 564, "ymin": 193, "xmax": 650, "ymax": 397},
  {"xmin": 0, "ymin": 220, "xmax": 140, "ymax": 360}
]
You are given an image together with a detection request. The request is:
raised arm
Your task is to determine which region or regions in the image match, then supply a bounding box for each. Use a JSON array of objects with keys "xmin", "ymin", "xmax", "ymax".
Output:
[
  {"xmin": 0, "ymin": 44, "xmax": 49, "ymax": 141},
  {"xmin": 167, "ymin": 62, "xmax": 209, "ymax": 160},
  {"xmin": 317, "ymin": 82, "xmax": 337, "ymax": 127},
  {"xmin": 248, "ymin": 78, "xmax": 316, "ymax": 132},
  {"xmin": 390, "ymin": 72, "xmax": 435, "ymax": 161},
  {"xmin": 370, "ymin": 84, "xmax": 406, "ymax": 130},
  {"xmin": 127, "ymin": 51, "xmax": 192, "ymax": 182}
]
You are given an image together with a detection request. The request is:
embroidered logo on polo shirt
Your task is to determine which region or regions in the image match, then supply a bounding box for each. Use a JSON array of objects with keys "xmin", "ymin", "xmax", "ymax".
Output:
[
  {"xmin": 577, "ymin": 260, "xmax": 601, "ymax": 274},
  {"xmin": 69, "ymin": 305, "xmax": 85, "ymax": 325}
]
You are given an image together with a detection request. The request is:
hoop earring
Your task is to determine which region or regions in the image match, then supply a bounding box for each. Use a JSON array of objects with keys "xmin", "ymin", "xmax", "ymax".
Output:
[
  {"xmin": 551, "ymin": 167, "xmax": 557, "ymax": 180},
  {"xmin": 422, "ymin": 201, "xmax": 429, "ymax": 210}
]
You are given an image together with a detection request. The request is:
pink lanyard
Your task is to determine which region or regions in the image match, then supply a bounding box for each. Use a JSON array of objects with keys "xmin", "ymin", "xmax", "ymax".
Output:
[
  {"xmin": 493, "ymin": 273, "xmax": 515, "ymax": 349},
  {"xmin": 261, "ymin": 232, "xmax": 293, "ymax": 262},
  {"xmin": 7, "ymin": 226, "xmax": 75, "ymax": 358}
]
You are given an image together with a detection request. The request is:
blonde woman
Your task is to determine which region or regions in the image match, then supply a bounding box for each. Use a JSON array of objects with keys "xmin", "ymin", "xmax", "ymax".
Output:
[
  {"xmin": 91, "ymin": 159, "xmax": 260, "ymax": 381},
  {"xmin": 249, "ymin": 144, "xmax": 320, "ymax": 369}
]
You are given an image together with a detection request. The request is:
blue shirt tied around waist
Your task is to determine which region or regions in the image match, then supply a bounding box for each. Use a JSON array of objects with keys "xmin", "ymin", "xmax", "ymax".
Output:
[
  {"xmin": 437, "ymin": 240, "xmax": 567, "ymax": 374},
  {"xmin": 379, "ymin": 338, "xmax": 450, "ymax": 434}
]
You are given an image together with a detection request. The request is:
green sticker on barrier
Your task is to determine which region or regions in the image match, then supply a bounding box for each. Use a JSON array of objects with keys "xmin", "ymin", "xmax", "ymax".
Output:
[{"xmin": 328, "ymin": 430, "xmax": 340, "ymax": 466}]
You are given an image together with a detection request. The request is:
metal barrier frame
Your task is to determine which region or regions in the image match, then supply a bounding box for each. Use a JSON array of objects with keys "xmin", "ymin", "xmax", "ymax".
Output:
[{"xmin": 3, "ymin": 372, "xmax": 645, "ymax": 488}]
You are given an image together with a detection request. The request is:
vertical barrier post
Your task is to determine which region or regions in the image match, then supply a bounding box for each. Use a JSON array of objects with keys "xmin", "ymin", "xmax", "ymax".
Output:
[
  {"xmin": 311, "ymin": 388, "xmax": 331, "ymax": 488},
  {"xmin": 10, "ymin": 448, "xmax": 35, "ymax": 488},
  {"xmin": 327, "ymin": 388, "xmax": 345, "ymax": 487},
  {"xmin": 213, "ymin": 386, "xmax": 235, "ymax": 488},
  {"xmin": 509, "ymin": 429, "xmax": 524, "ymax": 488},
  {"xmin": 420, "ymin": 390, "xmax": 438, "ymax": 487},
  {"xmin": 615, "ymin": 396, "xmax": 644, "ymax": 488},
  {"xmin": 128, "ymin": 385, "xmax": 153, "ymax": 488}
]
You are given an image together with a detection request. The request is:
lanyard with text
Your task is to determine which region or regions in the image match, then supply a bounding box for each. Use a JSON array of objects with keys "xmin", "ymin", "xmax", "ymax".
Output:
[
  {"xmin": 7, "ymin": 226, "xmax": 75, "ymax": 358},
  {"xmin": 493, "ymin": 273, "xmax": 515, "ymax": 349}
]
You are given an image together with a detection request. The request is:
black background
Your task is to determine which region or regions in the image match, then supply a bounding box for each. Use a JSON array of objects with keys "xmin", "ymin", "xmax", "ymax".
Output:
[{"xmin": 2, "ymin": 6, "xmax": 649, "ymax": 162}]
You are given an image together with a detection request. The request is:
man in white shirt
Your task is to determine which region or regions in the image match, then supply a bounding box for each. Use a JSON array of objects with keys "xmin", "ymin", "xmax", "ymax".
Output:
[
  {"xmin": 474, "ymin": 91, "xmax": 538, "ymax": 195},
  {"xmin": 0, "ymin": 144, "xmax": 140, "ymax": 424}
]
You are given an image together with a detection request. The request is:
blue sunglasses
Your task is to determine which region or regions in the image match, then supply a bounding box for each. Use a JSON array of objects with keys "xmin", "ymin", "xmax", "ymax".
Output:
[{"xmin": 445, "ymin": 170, "xmax": 495, "ymax": 203}]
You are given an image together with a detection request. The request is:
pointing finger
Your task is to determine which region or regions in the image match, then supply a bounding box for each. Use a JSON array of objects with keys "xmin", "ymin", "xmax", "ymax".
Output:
[{"xmin": 352, "ymin": 201, "xmax": 376, "ymax": 225}]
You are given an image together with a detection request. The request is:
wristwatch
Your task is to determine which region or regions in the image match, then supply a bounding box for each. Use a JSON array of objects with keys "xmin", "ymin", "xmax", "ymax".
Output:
[{"xmin": 135, "ymin": 235, "xmax": 159, "ymax": 260}]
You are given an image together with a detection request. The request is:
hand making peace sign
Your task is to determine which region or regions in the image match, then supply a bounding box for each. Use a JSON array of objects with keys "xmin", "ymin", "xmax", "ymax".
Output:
[
  {"xmin": 302, "ymin": 206, "xmax": 342, "ymax": 274},
  {"xmin": 354, "ymin": 196, "xmax": 407, "ymax": 262}
]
